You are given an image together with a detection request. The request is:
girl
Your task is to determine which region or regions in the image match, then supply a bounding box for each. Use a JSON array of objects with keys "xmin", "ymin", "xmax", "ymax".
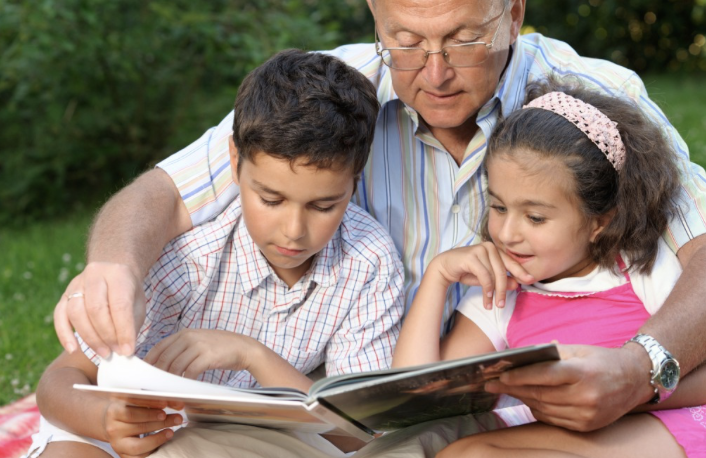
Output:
[{"xmin": 393, "ymin": 79, "xmax": 706, "ymax": 457}]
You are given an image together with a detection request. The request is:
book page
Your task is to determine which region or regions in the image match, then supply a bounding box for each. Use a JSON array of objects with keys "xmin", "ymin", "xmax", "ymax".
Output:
[{"xmin": 97, "ymin": 354, "xmax": 303, "ymax": 399}]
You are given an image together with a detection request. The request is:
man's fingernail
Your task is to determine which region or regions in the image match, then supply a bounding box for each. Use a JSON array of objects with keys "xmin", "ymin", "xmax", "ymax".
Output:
[
  {"xmin": 65, "ymin": 342, "xmax": 77, "ymax": 353},
  {"xmin": 97, "ymin": 346, "xmax": 111, "ymax": 358},
  {"xmin": 120, "ymin": 344, "xmax": 133, "ymax": 356}
]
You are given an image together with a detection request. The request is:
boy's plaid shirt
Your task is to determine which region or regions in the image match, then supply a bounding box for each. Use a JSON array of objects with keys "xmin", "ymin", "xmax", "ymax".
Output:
[{"xmin": 80, "ymin": 197, "xmax": 404, "ymax": 387}]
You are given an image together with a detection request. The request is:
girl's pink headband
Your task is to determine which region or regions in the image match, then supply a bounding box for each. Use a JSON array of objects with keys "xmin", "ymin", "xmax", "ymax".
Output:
[{"xmin": 523, "ymin": 91, "xmax": 626, "ymax": 171}]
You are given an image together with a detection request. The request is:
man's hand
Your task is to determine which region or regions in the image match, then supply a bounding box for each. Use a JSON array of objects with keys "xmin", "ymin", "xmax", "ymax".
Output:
[
  {"xmin": 54, "ymin": 262, "xmax": 146, "ymax": 358},
  {"xmin": 103, "ymin": 400, "xmax": 182, "ymax": 458},
  {"xmin": 485, "ymin": 344, "xmax": 654, "ymax": 431}
]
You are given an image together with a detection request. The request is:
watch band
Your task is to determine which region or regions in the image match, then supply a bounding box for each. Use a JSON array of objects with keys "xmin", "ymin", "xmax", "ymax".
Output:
[{"xmin": 625, "ymin": 334, "xmax": 680, "ymax": 404}]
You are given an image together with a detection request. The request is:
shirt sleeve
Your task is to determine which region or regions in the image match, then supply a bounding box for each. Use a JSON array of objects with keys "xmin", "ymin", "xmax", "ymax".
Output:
[
  {"xmin": 455, "ymin": 287, "xmax": 517, "ymax": 351},
  {"xmin": 619, "ymin": 73, "xmax": 706, "ymax": 252},
  {"xmin": 630, "ymin": 239, "xmax": 683, "ymax": 315},
  {"xmin": 156, "ymin": 111, "xmax": 239, "ymax": 227},
  {"xmin": 324, "ymin": 246, "xmax": 405, "ymax": 376}
]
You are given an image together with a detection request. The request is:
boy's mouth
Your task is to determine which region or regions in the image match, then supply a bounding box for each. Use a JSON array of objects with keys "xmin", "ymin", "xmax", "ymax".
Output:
[{"xmin": 275, "ymin": 246, "xmax": 306, "ymax": 256}]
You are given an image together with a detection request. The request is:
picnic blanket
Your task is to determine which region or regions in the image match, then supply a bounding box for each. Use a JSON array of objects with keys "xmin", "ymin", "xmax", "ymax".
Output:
[{"xmin": 0, "ymin": 394, "xmax": 39, "ymax": 458}]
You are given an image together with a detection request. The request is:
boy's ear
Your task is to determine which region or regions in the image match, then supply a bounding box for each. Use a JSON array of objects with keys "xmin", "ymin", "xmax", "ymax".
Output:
[
  {"xmin": 589, "ymin": 209, "xmax": 616, "ymax": 243},
  {"xmin": 229, "ymin": 136, "xmax": 240, "ymax": 186}
]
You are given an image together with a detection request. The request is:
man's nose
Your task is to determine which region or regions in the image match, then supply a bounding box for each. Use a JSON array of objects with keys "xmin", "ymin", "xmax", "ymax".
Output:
[{"xmin": 423, "ymin": 51, "xmax": 453, "ymax": 87}]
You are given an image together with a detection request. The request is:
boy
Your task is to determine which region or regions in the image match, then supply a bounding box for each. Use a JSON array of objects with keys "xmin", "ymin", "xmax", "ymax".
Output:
[{"xmin": 27, "ymin": 49, "xmax": 404, "ymax": 458}]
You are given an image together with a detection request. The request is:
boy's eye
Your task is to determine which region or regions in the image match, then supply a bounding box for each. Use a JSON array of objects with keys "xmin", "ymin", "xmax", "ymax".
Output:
[
  {"xmin": 260, "ymin": 198, "xmax": 282, "ymax": 207},
  {"xmin": 311, "ymin": 204, "xmax": 336, "ymax": 213}
]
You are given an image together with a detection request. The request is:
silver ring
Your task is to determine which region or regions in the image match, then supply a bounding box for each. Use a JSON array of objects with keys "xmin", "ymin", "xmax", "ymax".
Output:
[{"xmin": 66, "ymin": 292, "xmax": 85, "ymax": 301}]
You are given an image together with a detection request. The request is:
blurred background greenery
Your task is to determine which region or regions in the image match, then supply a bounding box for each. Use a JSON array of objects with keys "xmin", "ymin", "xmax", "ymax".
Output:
[{"xmin": 1, "ymin": 0, "xmax": 705, "ymax": 405}]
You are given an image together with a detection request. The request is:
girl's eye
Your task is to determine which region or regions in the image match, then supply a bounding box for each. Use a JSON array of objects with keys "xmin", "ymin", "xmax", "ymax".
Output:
[
  {"xmin": 260, "ymin": 198, "xmax": 282, "ymax": 207},
  {"xmin": 528, "ymin": 215, "xmax": 545, "ymax": 224},
  {"xmin": 489, "ymin": 204, "xmax": 506, "ymax": 214}
]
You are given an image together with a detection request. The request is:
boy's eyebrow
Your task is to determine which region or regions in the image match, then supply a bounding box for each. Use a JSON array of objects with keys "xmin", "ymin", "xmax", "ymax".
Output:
[
  {"xmin": 253, "ymin": 180, "xmax": 348, "ymax": 202},
  {"xmin": 487, "ymin": 189, "xmax": 557, "ymax": 209}
]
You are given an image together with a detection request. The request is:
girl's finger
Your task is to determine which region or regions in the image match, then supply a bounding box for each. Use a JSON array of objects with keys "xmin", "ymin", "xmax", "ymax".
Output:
[
  {"xmin": 498, "ymin": 249, "xmax": 535, "ymax": 284},
  {"xmin": 486, "ymin": 247, "xmax": 509, "ymax": 309}
]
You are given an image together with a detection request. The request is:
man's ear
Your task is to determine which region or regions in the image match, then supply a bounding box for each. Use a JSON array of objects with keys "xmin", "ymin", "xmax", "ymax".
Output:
[
  {"xmin": 228, "ymin": 135, "xmax": 240, "ymax": 186},
  {"xmin": 508, "ymin": 0, "xmax": 526, "ymax": 46},
  {"xmin": 589, "ymin": 209, "xmax": 616, "ymax": 243}
]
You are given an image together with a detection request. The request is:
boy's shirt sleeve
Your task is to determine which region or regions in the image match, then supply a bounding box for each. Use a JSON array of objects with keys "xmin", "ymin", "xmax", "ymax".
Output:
[
  {"xmin": 156, "ymin": 111, "xmax": 239, "ymax": 227},
  {"xmin": 323, "ymin": 225, "xmax": 405, "ymax": 376}
]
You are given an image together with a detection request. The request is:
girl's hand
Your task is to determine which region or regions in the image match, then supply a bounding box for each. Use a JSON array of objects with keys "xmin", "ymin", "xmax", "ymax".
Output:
[
  {"xmin": 103, "ymin": 400, "xmax": 182, "ymax": 458},
  {"xmin": 143, "ymin": 329, "xmax": 257, "ymax": 379},
  {"xmin": 432, "ymin": 242, "xmax": 533, "ymax": 310}
]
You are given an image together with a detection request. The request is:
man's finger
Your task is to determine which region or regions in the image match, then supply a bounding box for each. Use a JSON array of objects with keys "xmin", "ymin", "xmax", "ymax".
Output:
[
  {"xmin": 65, "ymin": 294, "xmax": 111, "ymax": 358},
  {"xmin": 54, "ymin": 296, "xmax": 79, "ymax": 353},
  {"xmin": 83, "ymin": 270, "xmax": 120, "ymax": 355},
  {"xmin": 107, "ymin": 274, "xmax": 140, "ymax": 355},
  {"xmin": 497, "ymin": 359, "xmax": 583, "ymax": 387}
]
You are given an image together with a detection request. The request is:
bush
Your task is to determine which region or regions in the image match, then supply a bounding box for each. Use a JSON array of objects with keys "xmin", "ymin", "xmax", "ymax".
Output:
[
  {"xmin": 524, "ymin": 0, "xmax": 706, "ymax": 74},
  {"xmin": 0, "ymin": 0, "xmax": 371, "ymax": 225}
]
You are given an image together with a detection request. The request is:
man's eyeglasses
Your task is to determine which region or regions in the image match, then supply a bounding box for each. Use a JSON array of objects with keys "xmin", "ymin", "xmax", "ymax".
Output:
[{"xmin": 374, "ymin": 2, "xmax": 507, "ymax": 71}]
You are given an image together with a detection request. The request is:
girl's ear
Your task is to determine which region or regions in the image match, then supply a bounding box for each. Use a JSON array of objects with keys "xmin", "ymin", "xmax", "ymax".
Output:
[
  {"xmin": 589, "ymin": 209, "xmax": 616, "ymax": 243},
  {"xmin": 229, "ymin": 136, "xmax": 240, "ymax": 186}
]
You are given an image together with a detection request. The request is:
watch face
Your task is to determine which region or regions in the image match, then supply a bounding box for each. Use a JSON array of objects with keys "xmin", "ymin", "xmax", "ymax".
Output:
[{"xmin": 660, "ymin": 360, "xmax": 680, "ymax": 390}]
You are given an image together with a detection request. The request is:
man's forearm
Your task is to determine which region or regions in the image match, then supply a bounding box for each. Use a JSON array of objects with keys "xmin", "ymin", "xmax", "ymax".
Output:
[
  {"xmin": 87, "ymin": 168, "xmax": 193, "ymax": 277},
  {"xmin": 641, "ymin": 234, "xmax": 706, "ymax": 375}
]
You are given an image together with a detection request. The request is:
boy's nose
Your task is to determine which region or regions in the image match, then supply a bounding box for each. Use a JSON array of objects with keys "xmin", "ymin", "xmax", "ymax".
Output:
[{"xmin": 283, "ymin": 209, "xmax": 306, "ymax": 241}]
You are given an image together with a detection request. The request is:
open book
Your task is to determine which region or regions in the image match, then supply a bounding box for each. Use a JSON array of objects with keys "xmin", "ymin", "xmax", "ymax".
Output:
[{"xmin": 74, "ymin": 343, "xmax": 559, "ymax": 442}]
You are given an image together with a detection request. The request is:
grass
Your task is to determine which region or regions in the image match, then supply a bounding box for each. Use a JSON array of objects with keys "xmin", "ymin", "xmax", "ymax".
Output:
[
  {"xmin": 0, "ymin": 211, "xmax": 94, "ymax": 406},
  {"xmin": 1, "ymin": 73, "xmax": 705, "ymax": 407},
  {"xmin": 641, "ymin": 74, "xmax": 706, "ymax": 166}
]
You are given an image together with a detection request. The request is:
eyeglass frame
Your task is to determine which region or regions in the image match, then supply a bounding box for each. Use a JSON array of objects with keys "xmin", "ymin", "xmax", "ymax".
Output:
[{"xmin": 374, "ymin": 1, "xmax": 508, "ymax": 70}]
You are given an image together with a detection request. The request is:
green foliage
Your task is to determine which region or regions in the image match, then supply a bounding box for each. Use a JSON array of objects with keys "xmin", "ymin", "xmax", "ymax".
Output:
[
  {"xmin": 0, "ymin": 0, "xmax": 371, "ymax": 225},
  {"xmin": 524, "ymin": 0, "xmax": 706, "ymax": 74}
]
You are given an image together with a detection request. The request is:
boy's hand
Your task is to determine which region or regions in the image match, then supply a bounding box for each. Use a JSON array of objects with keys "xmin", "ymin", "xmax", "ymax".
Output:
[
  {"xmin": 433, "ymin": 242, "xmax": 534, "ymax": 309},
  {"xmin": 143, "ymin": 329, "xmax": 257, "ymax": 379},
  {"xmin": 103, "ymin": 400, "xmax": 182, "ymax": 458}
]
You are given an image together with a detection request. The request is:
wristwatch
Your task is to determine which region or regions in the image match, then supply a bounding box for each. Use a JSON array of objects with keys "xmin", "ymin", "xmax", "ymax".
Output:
[{"xmin": 625, "ymin": 334, "xmax": 680, "ymax": 404}]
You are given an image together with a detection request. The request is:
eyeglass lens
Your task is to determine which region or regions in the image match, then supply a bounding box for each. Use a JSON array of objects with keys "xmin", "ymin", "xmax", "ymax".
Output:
[{"xmin": 381, "ymin": 44, "xmax": 490, "ymax": 70}]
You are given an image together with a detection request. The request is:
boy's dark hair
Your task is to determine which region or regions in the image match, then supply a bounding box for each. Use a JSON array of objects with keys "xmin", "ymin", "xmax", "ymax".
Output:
[
  {"xmin": 232, "ymin": 49, "xmax": 380, "ymax": 177},
  {"xmin": 485, "ymin": 76, "xmax": 681, "ymax": 273}
]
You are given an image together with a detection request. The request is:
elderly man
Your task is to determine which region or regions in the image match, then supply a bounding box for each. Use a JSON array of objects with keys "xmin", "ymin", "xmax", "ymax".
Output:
[{"xmin": 55, "ymin": 0, "xmax": 706, "ymax": 455}]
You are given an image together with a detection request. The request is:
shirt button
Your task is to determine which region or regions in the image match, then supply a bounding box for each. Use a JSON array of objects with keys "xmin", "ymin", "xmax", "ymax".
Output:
[{"xmin": 451, "ymin": 205, "xmax": 461, "ymax": 214}]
